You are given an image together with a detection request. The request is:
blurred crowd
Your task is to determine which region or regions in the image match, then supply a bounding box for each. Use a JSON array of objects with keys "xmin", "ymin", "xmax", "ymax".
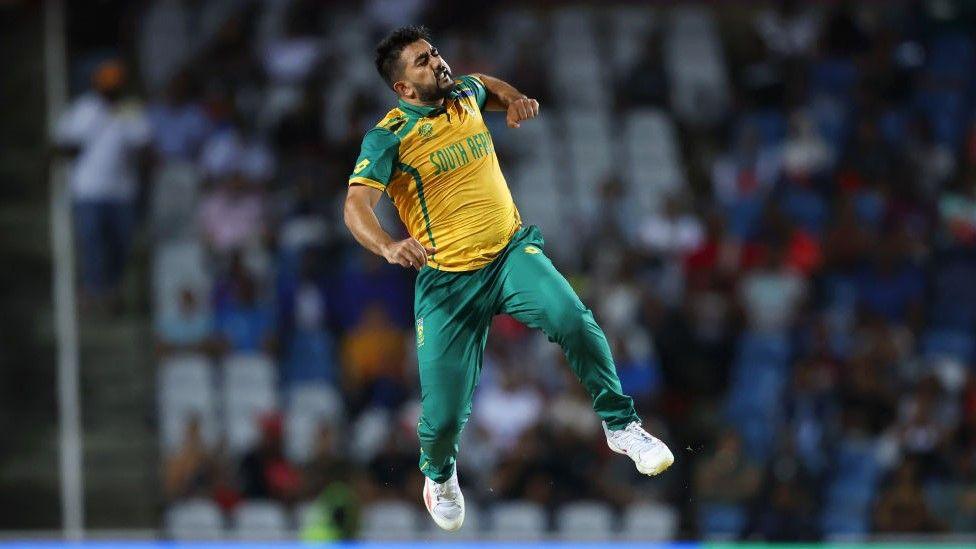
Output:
[{"xmin": 55, "ymin": 0, "xmax": 976, "ymax": 540}]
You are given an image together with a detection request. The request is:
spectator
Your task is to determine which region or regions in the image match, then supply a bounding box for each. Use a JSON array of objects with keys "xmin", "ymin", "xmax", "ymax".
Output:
[
  {"xmin": 637, "ymin": 195, "xmax": 705, "ymax": 258},
  {"xmin": 261, "ymin": 0, "xmax": 325, "ymax": 87},
  {"xmin": 855, "ymin": 233, "xmax": 924, "ymax": 327},
  {"xmin": 366, "ymin": 426, "xmax": 421, "ymax": 501},
  {"xmin": 474, "ymin": 366, "xmax": 544, "ymax": 452},
  {"xmin": 147, "ymin": 70, "xmax": 212, "ymax": 162},
  {"xmin": 897, "ymin": 376, "xmax": 957, "ymax": 479},
  {"xmin": 748, "ymin": 438, "xmax": 822, "ymax": 540},
  {"xmin": 737, "ymin": 244, "xmax": 807, "ymax": 333},
  {"xmin": 303, "ymin": 422, "xmax": 353, "ymax": 498},
  {"xmin": 278, "ymin": 250, "xmax": 337, "ymax": 384},
  {"xmin": 938, "ymin": 171, "xmax": 976, "ymax": 247},
  {"xmin": 54, "ymin": 59, "xmax": 150, "ymax": 310},
  {"xmin": 155, "ymin": 287, "xmax": 215, "ymax": 355},
  {"xmin": 213, "ymin": 268, "xmax": 275, "ymax": 354},
  {"xmin": 754, "ymin": 0, "xmax": 821, "ymax": 58},
  {"xmin": 163, "ymin": 416, "xmax": 214, "ymax": 500},
  {"xmin": 873, "ymin": 460, "xmax": 945, "ymax": 533},
  {"xmin": 781, "ymin": 110, "xmax": 832, "ymax": 180},
  {"xmin": 694, "ymin": 430, "xmax": 762, "ymax": 505},
  {"xmin": 239, "ymin": 413, "xmax": 303, "ymax": 502},
  {"xmin": 197, "ymin": 172, "xmax": 267, "ymax": 255},
  {"xmin": 339, "ymin": 304, "xmax": 408, "ymax": 409}
]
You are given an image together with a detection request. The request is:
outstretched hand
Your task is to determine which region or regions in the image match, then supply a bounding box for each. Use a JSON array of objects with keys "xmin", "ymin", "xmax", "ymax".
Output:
[
  {"xmin": 506, "ymin": 96, "xmax": 540, "ymax": 128},
  {"xmin": 382, "ymin": 237, "xmax": 437, "ymax": 270}
]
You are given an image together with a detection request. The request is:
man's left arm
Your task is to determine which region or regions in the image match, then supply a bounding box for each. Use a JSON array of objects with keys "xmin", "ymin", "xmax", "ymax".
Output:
[{"xmin": 470, "ymin": 73, "xmax": 540, "ymax": 128}]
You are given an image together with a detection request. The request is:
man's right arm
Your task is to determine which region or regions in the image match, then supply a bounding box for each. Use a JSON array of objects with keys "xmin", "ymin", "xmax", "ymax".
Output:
[
  {"xmin": 344, "ymin": 184, "xmax": 435, "ymax": 269},
  {"xmin": 344, "ymin": 126, "xmax": 436, "ymax": 269}
]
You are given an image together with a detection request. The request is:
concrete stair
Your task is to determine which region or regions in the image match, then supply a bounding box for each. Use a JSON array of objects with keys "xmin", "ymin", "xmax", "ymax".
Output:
[
  {"xmin": 0, "ymin": 2, "xmax": 159, "ymax": 531},
  {"xmin": 77, "ymin": 300, "xmax": 159, "ymax": 529}
]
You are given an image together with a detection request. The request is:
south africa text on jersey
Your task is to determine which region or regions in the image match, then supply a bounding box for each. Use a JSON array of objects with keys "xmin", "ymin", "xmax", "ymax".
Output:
[{"xmin": 428, "ymin": 130, "xmax": 495, "ymax": 175}]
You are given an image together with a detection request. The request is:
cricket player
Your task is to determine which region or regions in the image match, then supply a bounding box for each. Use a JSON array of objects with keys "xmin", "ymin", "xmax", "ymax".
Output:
[{"xmin": 344, "ymin": 25, "xmax": 673, "ymax": 531}]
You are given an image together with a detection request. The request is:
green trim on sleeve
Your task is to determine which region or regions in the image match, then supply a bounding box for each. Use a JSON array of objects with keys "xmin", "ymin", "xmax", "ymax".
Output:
[
  {"xmin": 348, "ymin": 127, "xmax": 400, "ymax": 188},
  {"xmin": 458, "ymin": 75, "xmax": 488, "ymax": 111}
]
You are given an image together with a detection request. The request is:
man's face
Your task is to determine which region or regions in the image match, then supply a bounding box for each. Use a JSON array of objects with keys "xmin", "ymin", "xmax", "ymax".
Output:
[{"xmin": 397, "ymin": 39, "xmax": 455, "ymax": 102}]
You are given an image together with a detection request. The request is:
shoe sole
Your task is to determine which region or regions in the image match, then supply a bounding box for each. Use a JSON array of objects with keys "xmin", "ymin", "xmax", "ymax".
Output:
[
  {"xmin": 423, "ymin": 478, "xmax": 465, "ymax": 532},
  {"xmin": 607, "ymin": 439, "xmax": 675, "ymax": 476}
]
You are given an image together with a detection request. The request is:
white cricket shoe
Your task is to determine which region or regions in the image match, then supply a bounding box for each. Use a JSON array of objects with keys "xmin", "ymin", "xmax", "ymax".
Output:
[
  {"xmin": 422, "ymin": 467, "xmax": 465, "ymax": 531},
  {"xmin": 603, "ymin": 421, "xmax": 674, "ymax": 476}
]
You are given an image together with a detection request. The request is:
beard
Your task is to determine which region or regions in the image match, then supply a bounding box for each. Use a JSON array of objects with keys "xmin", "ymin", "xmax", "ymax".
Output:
[{"xmin": 415, "ymin": 71, "xmax": 456, "ymax": 103}]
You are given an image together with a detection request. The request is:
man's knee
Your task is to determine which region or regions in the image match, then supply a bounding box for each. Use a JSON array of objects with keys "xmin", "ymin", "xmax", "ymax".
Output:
[
  {"xmin": 419, "ymin": 408, "xmax": 465, "ymax": 442},
  {"xmin": 548, "ymin": 302, "xmax": 593, "ymax": 340}
]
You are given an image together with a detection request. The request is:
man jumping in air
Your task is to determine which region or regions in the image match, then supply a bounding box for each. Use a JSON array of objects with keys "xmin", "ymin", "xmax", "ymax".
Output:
[{"xmin": 344, "ymin": 25, "xmax": 674, "ymax": 532}]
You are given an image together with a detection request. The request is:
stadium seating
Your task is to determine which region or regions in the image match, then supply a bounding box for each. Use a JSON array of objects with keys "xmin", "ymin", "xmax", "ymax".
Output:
[
  {"xmin": 821, "ymin": 439, "xmax": 881, "ymax": 538},
  {"xmin": 921, "ymin": 328, "xmax": 976, "ymax": 363},
  {"xmin": 137, "ymin": 1, "xmax": 976, "ymax": 542},
  {"xmin": 564, "ymin": 112, "xmax": 615, "ymax": 228},
  {"xmin": 698, "ymin": 503, "xmax": 747, "ymax": 540},
  {"xmin": 608, "ymin": 5, "xmax": 656, "ymax": 76},
  {"xmin": 359, "ymin": 500, "xmax": 421, "ymax": 541},
  {"xmin": 294, "ymin": 501, "xmax": 318, "ymax": 533},
  {"xmin": 149, "ymin": 162, "xmax": 201, "ymax": 242},
  {"xmin": 152, "ymin": 239, "xmax": 211, "ymax": 322},
  {"xmin": 622, "ymin": 109, "xmax": 685, "ymax": 214},
  {"xmin": 284, "ymin": 383, "xmax": 343, "ymax": 463},
  {"xmin": 157, "ymin": 354, "xmax": 218, "ymax": 451},
  {"xmin": 222, "ymin": 353, "xmax": 279, "ymax": 454},
  {"xmin": 556, "ymin": 501, "xmax": 615, "ymax": 540},
  {"xmin": 621, "ymin": 502, "xmax": 680, "ymax": 541},
  {"xmin": 550, "ymin": 7, "xmax": 609, "ymax": 110},
  {"xmin": 165, "ymin": 499, "xmax": 224, "ymax": 540},
  {"xmin": 231, "ymin": 500, "xmax": 291, "ymax": 540},
  {"xmin": 663, "ymin": 6, "xmax": 729, "ymax": 126},
  {"xmin": 490, "ymin": 501, "xmax": 547, "ymax": 541}
]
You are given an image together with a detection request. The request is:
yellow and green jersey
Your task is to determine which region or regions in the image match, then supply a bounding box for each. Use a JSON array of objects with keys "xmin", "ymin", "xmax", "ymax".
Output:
[{"xmin": 348, "ymin": 75, "xmax": 521, "ymax": 272}]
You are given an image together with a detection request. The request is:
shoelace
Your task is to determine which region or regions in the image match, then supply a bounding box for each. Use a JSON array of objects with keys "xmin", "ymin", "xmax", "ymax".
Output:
[
  {"xmin": 431, "ymin": 478, "xmax": 458, "ymax": 503},
  {"xmin": 621, "ymin": 422, "xmax": 659, "ymax": 447}
]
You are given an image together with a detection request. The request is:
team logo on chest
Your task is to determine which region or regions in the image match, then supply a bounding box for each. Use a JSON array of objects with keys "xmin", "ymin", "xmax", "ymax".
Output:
[{"xmin": 419, "ymin": 122, "xmax": 435, "ymax": 139}]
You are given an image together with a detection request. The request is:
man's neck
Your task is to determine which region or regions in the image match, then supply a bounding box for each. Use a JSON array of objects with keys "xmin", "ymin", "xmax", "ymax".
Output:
[{"xmin": 400, "ymin": 96, "xmax": 445, "ymax": 108}]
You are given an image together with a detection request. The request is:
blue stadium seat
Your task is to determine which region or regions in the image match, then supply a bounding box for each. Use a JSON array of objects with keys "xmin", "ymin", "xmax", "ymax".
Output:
[
  {"xmin": 284, "ymin": 330, "xmax": 336, "ymax": 385},
  {"xmin": 809, "ymin": 58, "xmax": 859, "ymax": 99},
  {"xmin": 736, "ymin": 331, "xmax": 792, "ymax": 367},
  {"xmin": 926, "ymin": 34, "xmax": 975, "ymax": 80},
  {"xmin": 930, "ymin": 258, "xmax": 976, "ymax": 330},
  {"xmin": 782, "ymin": 186, "xmax": 828, "ymax": 235},
  {"xmin": 739, "ymin": 110, "xmax": 787, "ymax": 146},
  {"xmin": 821, "ymin": 506, "xmax": 869, "ymax": 538},
  {"xmin": 699, "ymin": 503, "xmax": 746, "ymax": 538},
  {"xmin": 921, "ymin": 328, "xmax": 975, "ymax": 363}
]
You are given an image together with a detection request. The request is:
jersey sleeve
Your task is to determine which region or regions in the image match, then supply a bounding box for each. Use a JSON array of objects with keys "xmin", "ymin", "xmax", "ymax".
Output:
[
  {"xmin": 348, "ymin": 127, "xmax": 399, "ymax": 190},
  {"xmin": 458, "ymin": 75, "xmax": 488, "ymax": 111}
]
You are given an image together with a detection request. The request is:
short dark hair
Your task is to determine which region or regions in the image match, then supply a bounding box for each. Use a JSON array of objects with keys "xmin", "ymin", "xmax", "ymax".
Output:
[{"xmin": 374, "ymin": 25, "xmax": 431, "ymax": 89}]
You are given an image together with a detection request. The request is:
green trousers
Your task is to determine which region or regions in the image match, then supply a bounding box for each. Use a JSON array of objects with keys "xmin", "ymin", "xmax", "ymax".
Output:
[{"xmin": 414, "ymin": 225, "xmax": 640, "ymax": 483}]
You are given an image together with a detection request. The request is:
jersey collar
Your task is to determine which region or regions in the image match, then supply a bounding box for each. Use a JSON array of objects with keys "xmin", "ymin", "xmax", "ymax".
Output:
[{"xmin": 397, "ymin": 87, "xmax": 461, "ymax": 119}]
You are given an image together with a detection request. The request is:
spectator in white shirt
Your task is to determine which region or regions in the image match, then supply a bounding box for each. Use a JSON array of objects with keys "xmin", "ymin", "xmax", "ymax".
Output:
[
  {"xmin": 53, "ymin": 60, "xmax": 150, "ymax": 308},
  {"xmin": 738, "ymin": 244, "xmax": 807, "ymax": 333}
]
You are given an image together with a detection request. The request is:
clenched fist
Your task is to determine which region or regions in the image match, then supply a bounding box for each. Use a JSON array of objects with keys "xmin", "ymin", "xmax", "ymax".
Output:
[
  {"xmin": 382, "ymin": 237, "xmax": 437, "ymax": 269},
  {"xmin": 507, "ymin": 96, "xmax": 540, "ymax": 128}
]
